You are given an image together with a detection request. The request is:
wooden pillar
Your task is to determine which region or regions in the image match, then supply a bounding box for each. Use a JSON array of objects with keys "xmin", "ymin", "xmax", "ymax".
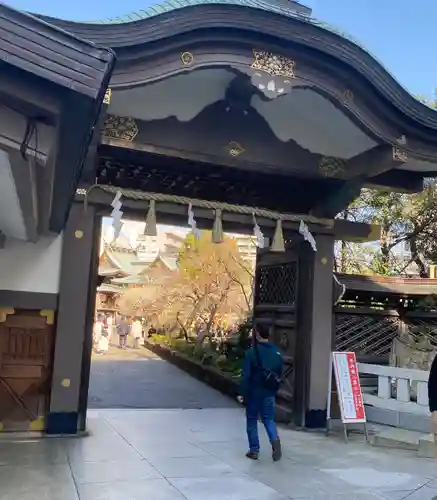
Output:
[
  {"xmin": 296, "ymin": 234, "xmax": 335, "ymax": 429},
  {"xmin": 46, "ymin": 202, "xmax": 101, "ymax": 435}
]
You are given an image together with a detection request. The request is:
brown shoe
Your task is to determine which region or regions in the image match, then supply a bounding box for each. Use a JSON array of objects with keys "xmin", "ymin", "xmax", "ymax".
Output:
[
  {"xmin": 245, "ymin": 451, "xmax": 259, "ymax": 460},
  {"xmin": 271, "ymin": 439, "xmax": 282, "ymax": 461}
]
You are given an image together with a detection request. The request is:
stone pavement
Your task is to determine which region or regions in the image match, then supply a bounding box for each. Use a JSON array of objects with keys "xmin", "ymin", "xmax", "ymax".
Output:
[
  {"xmin": 2, "ymin": 407, "xmax": 437, "ymax": 500},
  {"xmin": 88, "ymin": 346, "xmax": 238, "ymax": 409}
]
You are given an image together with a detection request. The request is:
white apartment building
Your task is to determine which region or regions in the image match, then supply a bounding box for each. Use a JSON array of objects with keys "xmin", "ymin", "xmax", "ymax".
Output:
[{"xmin": 233, "ymin": 234, "xmax": 257, "ymax": 268}]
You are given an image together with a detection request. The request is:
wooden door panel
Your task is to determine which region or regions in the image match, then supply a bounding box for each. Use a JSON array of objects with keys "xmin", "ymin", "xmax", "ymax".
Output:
[
  {"xmin": 0, "ymin": 309, "xmax": 54, "ymax": 429},
  {"xmin": 253, "ymin": 247, "xmax": 299, "ymax": 423}
]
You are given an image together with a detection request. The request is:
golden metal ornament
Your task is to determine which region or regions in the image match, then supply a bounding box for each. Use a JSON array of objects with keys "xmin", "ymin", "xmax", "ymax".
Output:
[
  {"xmin": 227, "ymin": 141, "xmax": 245, "ymax": 157},
  {"xmin": 392, "ymin": 146, "xmax": 408, "ymax": 163},
  {"xmin": 40, "ymin": 310, "xmax": 55, "ymax": 325},
  {"xmin": 29, "ymin": 417, "xmax": 45, "ymax": 431},
  {"xmin": 0, "ymin": 308, "xmax": 14, "ymax": 323},
  {"xmin": 102, "ymin": 115, "xmax": 139, "ymax": 142},
  {"xmin": 103, "ymin": 88, "xmax": 111, "ymax": 105},
  {"xmin": 318, "ymin": 156, "xmax": 345, "ymax": 177},
  {"xmin": 181, "ymin": 52, "xmax": 194, "ymax": 66},
  {"xmin": 251, "ymin": 50, "xmax": 296, "ymax": 78}
]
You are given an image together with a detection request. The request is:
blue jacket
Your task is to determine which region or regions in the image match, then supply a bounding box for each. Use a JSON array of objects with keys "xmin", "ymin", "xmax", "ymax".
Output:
[{"xmin": 240, "ymin": 341, "xmax": 284, "ymax": 399}]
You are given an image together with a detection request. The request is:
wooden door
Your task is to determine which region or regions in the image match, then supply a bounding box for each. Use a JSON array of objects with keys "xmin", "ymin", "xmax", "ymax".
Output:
[
  {"xmin": 0, "ymin": 309, "xmax": 55, "ymax": 431},
  {"xmin": 253, "ymin": 247, "xmax": 299, "ymax": 422}
]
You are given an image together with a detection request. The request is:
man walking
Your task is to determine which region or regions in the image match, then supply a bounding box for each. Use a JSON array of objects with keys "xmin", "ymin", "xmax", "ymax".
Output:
[
  {"xmin": 238, "ymin": 324, "xmax": 283, "ymax": 461},
  {"xmin": 117, "ymin": 315, "xmax": 130, "ymax": 349}
]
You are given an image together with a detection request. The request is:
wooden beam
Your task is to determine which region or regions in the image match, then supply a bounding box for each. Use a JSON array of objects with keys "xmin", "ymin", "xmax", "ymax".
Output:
[
  {"xmin": 80, "ymin": 96, "xmax": 109, "ymax": 185},
  {"xmin": 311, "ymin": 145, "xmax": 408, "ymax": 218},
  {"xmin": 49, "ymin": 95, "xmax": 95, "ymax": 233},
  {"xmin": 344, "ymin": 145, "xmax": 402, "ymax": 179},
  {"xmin": 100, "ymin": 137, "xmax": 307, "ymax": 178},
  {"xmin": 367, "ymin": 169, "xmax": 423, "ymax": 193},
  {"xmin": 310, "ymin": 177, "xmax": 364, "ymax": 219},
  {"xmin": 77, "ymin": 187, "xmax": 378, "ymax": 241},
  {"xmin": 6, "ymin": 149, "xmax": 41, "ymax": 242}
]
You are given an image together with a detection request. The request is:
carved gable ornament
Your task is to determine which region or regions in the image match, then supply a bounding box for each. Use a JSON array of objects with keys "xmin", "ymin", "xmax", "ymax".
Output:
[
  {"xmin": 251, "ymin": 50, "xmax": 295, "ymax": 99},
  {"xmin": 102, "ymin": 115, "xmax": 139, "ymax": 142},
  {"xmin": 318, "ymin": 156, "xmax": 346, "ymax": 178}
]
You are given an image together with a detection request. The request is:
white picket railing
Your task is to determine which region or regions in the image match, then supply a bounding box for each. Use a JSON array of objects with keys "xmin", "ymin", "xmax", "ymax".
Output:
[{"xmin": 358, "ymin": 363, "xmax": 429, "ymax": 415}]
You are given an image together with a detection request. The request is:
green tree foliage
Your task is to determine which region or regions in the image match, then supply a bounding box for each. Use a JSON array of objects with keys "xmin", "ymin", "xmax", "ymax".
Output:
[
  {"xmin": 339, "ymin": 183, "xmax": 437, "ymax": 277},
  {"xmin": 338, "ymin": 91, "xmax": 437, "ymax": 277}
]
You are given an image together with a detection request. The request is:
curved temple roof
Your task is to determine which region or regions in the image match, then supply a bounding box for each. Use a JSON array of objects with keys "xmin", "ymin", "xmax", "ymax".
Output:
[
  {"xmin": 35, "ymin": 0, "xmax": 437, "ymax": 166},
  {"xmin": 38, "ymin": 1, "xmax": 436, "ymax": 115}
]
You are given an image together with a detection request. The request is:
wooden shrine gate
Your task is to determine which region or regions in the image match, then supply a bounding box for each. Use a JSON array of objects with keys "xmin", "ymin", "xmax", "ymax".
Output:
[
  {"xmin": 0, "ymin": 309, "xmax": 55, "ymax": 431},
  {"xmin": 253, "ymin": 246, "xmax": 300, "ymax": 423}
]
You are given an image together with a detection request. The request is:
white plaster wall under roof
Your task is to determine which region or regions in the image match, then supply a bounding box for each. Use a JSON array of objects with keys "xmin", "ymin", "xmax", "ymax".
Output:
[
  {"xmin": 0, "ymin": 103, "xmax": 52, "ymax": 160},
  {"xmin": 0, "ymin": 149, "xmax": 26, "ymax": 240},
  {"xmin": 0, "ymin": 234, "xmax": 63, "ymax": 294},
  {"xmin": 109, "ymin": 69, "xmax": 377, "ymax": 158}
]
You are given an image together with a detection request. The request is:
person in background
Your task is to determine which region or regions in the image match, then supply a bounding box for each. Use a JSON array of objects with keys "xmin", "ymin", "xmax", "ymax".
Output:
[
  {"xmin": 93, "ymin": 314, "xmax": 106, "ymax": 355},
  {"xmin": 106, "ymin": 314, "xmax": 114, "ymax": 345},
  {"xmin": 98, "ymin": 321, "xmax": 109, "ymax": 354},
  {"xmin": 238, "ymin": 323, "xmax": 283, "ymax": 462},
  {"xmin": 428, "ymin": 354, "xmax": 437, "ymax": 473},
  {"xmin": 117, "ymin": 315, "xmax": 130, "ymax": 349},
  {"xmin": 148, "ymin": 325, "xmax": 157, "ymax": 338},
  {"xmin": 131, "ymin": 318, "xmax": 142, "ymax": 349}
]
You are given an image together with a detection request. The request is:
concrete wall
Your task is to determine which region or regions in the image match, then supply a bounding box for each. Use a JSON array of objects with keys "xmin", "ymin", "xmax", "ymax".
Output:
[
  {"xmin": 365, "ymin": 405, "xmax": 431, "ymax": 434},
  {"xmin": 0, "ymin": 235, "xmax": 63, "ymax": 294}
]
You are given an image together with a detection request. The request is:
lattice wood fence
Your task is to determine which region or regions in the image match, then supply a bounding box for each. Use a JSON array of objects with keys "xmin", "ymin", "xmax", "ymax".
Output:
[
  {"xmin": 334, "ymin": 307, "xmax": 437, "ymax": 362},
  {"xmin": 255, "ymin": 262, "xmax": 297, "ymax": 306}
]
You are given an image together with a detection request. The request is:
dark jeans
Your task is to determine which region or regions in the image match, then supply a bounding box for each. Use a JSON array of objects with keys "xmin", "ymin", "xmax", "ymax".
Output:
[
  {"xmin": 246, "ymin": 394, "xmax": 278, "ymax": 452},
  {"xmin": 119, "ymin": 334, "xmax": 127, "ymax": 348}
]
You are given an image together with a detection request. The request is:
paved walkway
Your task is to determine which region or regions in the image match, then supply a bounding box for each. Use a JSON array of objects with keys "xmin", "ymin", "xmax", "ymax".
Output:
[
  {"xmin": 88, "ymin": 346, "xmax": 238, "ymax": 409},
  {"xmin": 2, "ymin": 407, "xmax": 437, "ymax": 499}
]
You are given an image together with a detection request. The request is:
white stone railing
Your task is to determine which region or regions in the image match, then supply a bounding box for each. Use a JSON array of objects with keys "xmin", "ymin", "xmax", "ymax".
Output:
[{"xmin": 358, "ymin": 363, "xmax": 429, "ymax": 416}]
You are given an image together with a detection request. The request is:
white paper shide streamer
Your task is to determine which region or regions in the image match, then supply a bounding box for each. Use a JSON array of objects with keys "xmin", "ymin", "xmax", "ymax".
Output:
[
  {"xmin": 252, "ymin": 214, "xmax": 265, "ymax": 248},
  {"xmin": 110, "ymin": 191, "xmax": 123, "ymax": 241},
  {"xmin": 299, "ymin": 220, "xmax": 317, "ymax": 251},
  {"xmin": 188, "ymin": 203, "xmax": 201, "ymax": 239}
]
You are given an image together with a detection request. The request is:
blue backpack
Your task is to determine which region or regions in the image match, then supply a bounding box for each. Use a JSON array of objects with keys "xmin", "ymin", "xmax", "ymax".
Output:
[{"xmin": 253, "ymin": 342, "xmax": 283, "ymax": 393}]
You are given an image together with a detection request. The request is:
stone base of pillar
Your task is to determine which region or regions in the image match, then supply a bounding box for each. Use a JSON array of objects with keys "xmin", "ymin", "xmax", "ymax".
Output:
[
  {"xmin": 46, "ymin": 412, "xmax": 79, "ymax": 435},
  {"xmin": 305, "ymin": 409, "xmax": 327, "ymax": 429}
]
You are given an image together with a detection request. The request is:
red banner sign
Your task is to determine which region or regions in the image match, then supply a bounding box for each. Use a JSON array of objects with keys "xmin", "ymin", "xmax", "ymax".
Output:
[{"xmin": 332, "ymin": 351, "xmax": 366, "ymax": 423}]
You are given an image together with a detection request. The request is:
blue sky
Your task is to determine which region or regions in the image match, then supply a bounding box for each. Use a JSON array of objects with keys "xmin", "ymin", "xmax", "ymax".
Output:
[{"xmin": 9, "ymin": 0, "xmax": 437, "ymax": 98}]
